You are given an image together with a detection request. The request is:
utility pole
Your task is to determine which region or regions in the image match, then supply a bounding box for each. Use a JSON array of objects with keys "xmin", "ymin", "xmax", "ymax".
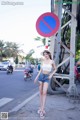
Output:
[
  {"xmin": 48, "ymin": 0, "xmax": 78, "ymax": 96},
  {"xmin": 68, "ymin": 0, "xmax": 78, "ymax": 95}
]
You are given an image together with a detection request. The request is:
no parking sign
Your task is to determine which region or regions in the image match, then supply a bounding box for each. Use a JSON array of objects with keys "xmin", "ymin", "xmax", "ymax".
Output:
[{"xmin": 36, "ymin": 12, "xmax": 60, "ymax": 37}]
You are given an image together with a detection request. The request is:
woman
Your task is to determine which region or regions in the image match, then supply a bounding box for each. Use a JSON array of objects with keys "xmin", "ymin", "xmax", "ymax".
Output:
[{"xmin": 34, "ymin": 50, "xmax": 57, "ymax": 118}]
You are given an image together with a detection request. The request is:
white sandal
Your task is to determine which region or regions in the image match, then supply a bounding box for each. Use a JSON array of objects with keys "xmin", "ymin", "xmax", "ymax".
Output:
[
  {"xmin": 41, "ymin": 109, "xmax": 46, "ymax": 114},
  {"xmin": 37, "ymin": 108, "xmax": 41, "ymax": 114},
  {"xmin": 40, "ymin": 111, "xmax": 44, "ymax": 119}
]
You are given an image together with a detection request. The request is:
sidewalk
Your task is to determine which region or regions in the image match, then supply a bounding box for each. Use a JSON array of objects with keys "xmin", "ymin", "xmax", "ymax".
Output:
[{"xmin": 9, "ymin": 85, "xmax": 80, "ymax": 120}]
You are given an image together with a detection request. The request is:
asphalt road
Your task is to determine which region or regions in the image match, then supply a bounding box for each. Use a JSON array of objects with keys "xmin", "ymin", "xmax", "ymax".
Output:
[{"xmin": 0, "ymin": 67, "xmax": 38, "ymax": 112}]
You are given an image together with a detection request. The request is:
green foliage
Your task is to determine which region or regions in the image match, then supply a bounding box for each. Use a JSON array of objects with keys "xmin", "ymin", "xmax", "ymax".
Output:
[
  {"xmin": 4, "ymin": 42, "xmax": 19, "ymax": 58},
  {"xmin": 15, "ymin": 56, "xmax": 18, "ymax": 64},
  {"xmin": 0, "ymin": 40, "xmax": 21, "ymax": 61},
  {"xmin": 62, "ymin": 2, "xmax": 80, "ymax": 61},
  {"xmin": 76, "ymin": 33, "xmax": 80, "ymax": 60},
  {"xmin": 34, "ymin": 36, "xmax": 46, "ymax": 45},
  {"xmin": 25, "ymin": 49, "xmax": 35, "ymax": 61},
  {"xmin": 0, "ymin": 40, "xmax": 5, "ymax": 61},
  {"xmin": 63, "ymin": 0, "xmax": 72, "ymax": 3},
  {"xmin": 34, "ymin": 36, "xmax": 51, "ymax": 47},
  {"xmin": 29, "ymin": 57, "xmax": 36, "ymax": 64}
]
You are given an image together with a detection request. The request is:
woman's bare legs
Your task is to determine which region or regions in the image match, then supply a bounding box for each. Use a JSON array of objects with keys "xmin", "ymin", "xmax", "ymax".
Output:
[
  {"xmin": 42, "ymin": 82, "xmax": 48, "ymax": 113},
  {"xmin": 38, "ymin": 81, "xmax": 43, "ymax": 112},
  {"xmin": 38, "ymin": 81, "xmax": 48, "ymax": 117}
]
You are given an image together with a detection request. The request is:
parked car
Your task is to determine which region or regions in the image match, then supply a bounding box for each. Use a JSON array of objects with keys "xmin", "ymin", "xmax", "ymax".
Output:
[
  {"xmin": 0, "ymin": 60, "xmax": 15, "ymax": 71},
  {"xmin": 0, "ymin": 61, "xmax": 10, "ymax": 70}
]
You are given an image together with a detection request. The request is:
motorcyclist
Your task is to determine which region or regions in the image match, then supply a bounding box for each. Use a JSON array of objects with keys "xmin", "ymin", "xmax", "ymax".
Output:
[
  {"xmin": 25, "ymin": 65, "xmax": 33, "ymax": 76},
  {"xmin": 29, "ymin": 65, "xmax": 33, "ymax": 73},
  {"xmin": 7, "ymin": 63, "xmax": 13, "ymax": 73}
]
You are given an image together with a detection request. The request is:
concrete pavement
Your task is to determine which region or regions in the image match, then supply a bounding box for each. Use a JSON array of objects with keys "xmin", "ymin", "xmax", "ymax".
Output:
[{"xmin": 9, "ymin": 84, "xmax": 80, "ymax": 120}]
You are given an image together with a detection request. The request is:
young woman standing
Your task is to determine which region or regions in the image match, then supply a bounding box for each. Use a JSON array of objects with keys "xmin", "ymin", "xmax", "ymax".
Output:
[{"xmin": 34, "ymin": 50, "xmax": 57, "ymax": 118}]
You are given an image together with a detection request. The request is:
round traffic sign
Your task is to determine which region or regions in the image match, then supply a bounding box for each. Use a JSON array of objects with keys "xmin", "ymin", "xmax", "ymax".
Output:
[{"xmin": 36, "ymin": 12, "xmax": 60, "ymax": 37}]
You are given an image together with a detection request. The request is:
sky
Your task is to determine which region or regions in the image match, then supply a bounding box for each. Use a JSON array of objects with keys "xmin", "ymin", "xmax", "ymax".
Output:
[{"xmin": 0, "ymin": 0, "xmax": 51, "ymax": 58}]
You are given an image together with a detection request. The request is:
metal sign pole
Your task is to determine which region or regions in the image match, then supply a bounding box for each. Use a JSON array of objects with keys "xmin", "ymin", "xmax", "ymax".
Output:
[
  {"xmin": 68, "ymin": 0, "xmax": 78, "ymax": 95},
  {"xmin": 48, "ymin": 0, "xmax": 78, "ymax": 95},
  {"xmin": 49, "ymin": 0, "xmax": 55, "ymax": 59},
  {"xmin": 55, "ymin": 0, "xmax": 62, "ymax": 64}
]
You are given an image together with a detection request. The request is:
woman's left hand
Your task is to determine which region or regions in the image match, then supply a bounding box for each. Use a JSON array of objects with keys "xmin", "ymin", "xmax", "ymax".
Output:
[{"xmin": 48, "ymin": 74, "xmax": 53, "ymax": 80}]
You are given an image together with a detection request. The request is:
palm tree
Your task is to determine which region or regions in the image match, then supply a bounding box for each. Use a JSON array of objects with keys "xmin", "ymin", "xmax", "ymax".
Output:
[
  {"xmin": 25, "ymin": 49, "xmax": 35, "ymax": 60},
  {"xmin": 34, "ymin": 36, "xmax": 46, "ymax": 46}
]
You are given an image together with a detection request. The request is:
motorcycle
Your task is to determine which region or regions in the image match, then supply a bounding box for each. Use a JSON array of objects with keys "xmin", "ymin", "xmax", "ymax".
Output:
[
  {"xmin": 7, "ymin": 65, "xmax": 13, "ymax": 74},
  {"xmin": 24, "ymin": 67, "xmax": 33, "ymax": 80},
  {"xmin": 75, "ymin": 65, "xmax": 80, "ymax": 81}
]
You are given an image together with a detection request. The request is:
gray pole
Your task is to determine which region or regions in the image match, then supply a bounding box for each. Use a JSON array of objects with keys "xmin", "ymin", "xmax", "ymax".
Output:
[
  {"xmin": 48, "ymin": 0, "xmax": 78, "ymax": 96},
  {"xmin": 55, "ymin": 0, "xmax": 62, "ymax": 65},
  {"xmin": 49, "ymin": 0, "xmax": 55, "ymax": 59},
  {"xmin": 49, "ymin": 0, "xmax": 62, "ymax": 61},
  {"xmin": 68, "ymin": 0, "xmax": 78, "ymax": 95},
  {"xmin": 48, "ymin": 0, "xmax": 62, "ymax": 94}
]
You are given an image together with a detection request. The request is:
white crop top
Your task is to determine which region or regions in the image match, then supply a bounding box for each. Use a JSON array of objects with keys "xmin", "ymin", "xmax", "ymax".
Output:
[{"xmin": 41, "ymin": 64, "xmax": 52, "ymax": 72}]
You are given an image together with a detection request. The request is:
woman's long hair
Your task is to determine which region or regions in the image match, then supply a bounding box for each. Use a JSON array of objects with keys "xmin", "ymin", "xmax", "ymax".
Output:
[{"xmin": 43, "ymin": 50, "xmax": 52, "ymax": 60}]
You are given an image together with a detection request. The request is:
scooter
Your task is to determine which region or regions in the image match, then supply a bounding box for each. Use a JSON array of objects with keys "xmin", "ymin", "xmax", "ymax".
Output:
[
  {"xmin": 24, "ymin": 68, "xmax": 32, "ymax": 80},
  {"xmin": 7, "ymin": 66, "xmax": 13, "ymax": 74},
  {"xmin": 75, "ymin": 65, "xmax": 80, "ymax": 81}
]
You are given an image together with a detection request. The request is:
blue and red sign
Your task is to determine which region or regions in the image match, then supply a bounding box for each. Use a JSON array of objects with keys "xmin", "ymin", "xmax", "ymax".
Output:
[{"xmin": 36, "ymin": 12, "xmax": 60, "ymax": 37}]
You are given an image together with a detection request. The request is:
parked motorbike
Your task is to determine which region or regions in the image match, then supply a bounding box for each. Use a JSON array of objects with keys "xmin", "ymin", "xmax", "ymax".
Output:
[{"xmin": 75, "ymin": 65, "xmax": 80, "ymax": 81}]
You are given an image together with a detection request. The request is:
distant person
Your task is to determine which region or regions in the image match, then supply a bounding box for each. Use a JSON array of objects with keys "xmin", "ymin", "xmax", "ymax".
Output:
[
  {"xmin": 37, "ymin": 63, "xmax": 41, "ymax": 72},
  {"xmin": 34, "ymin": 50, "xmax": 57, "ymax": 118},
  {"xmin": 25, "ymin": 65, "xmax": 33, "ymax": 75},
  {"xmin": 7, "ymin": 63, "xmax": 13, "ymax": 72},
  {"xmin": 29, "ymin": 65, "xmax": 33, "ymax": 73},
  {"xmin": 76, "ymin": 61, "xmax": 80, "ymax": 72}
]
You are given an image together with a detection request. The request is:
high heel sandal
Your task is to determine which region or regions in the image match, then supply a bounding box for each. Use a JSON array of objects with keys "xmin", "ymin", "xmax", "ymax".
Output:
[
  {"xmin": 40, "ymin": 111, "xmax": 44, "ymax": 119},
  {"xmin": 43, "ymin": 110, "xmax": 46, "ymax": 115},
  {"xmin": 37, "ymin": 108, "xmax": 46, "ymax": 114},
  {"xmin": 37, "ymin": 108, "xmax": 41, "ymax": 114}
]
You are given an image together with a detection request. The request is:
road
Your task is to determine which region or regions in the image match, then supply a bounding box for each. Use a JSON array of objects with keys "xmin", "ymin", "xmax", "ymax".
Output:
[{"xmin": 0, "ymin": 67, "xmax": 38, "ymax": 112}]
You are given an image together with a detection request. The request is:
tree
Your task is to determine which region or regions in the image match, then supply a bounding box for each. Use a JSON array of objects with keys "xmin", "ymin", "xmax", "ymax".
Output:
[
  {"xmin": 25, "ymin": 49, "xmax": 35, "ymax": 61},
  {"xmin": 4, "ymin": 42, "xmax": 20, "ymax": 58},
  {"xmin": 15, "ymin": 56, "xmax": 19, "ymax": 64},
  {"xmin": 34, "ymin": 36, "xmax": 46, "ymax": 45},
  {"xmin": 0, "ymin": 40, "xmax": 23, "ymax": 61},
  {"xmin": 76, "ymin": 33, "xmax": 80, "ymax": 60},
  {"xmin": 62, "ymin": 0, "xmax": 80, "ymax": 60},
  {"xmin": 0, "ymin": 40, "xmax": 5, "ymax": 61}
]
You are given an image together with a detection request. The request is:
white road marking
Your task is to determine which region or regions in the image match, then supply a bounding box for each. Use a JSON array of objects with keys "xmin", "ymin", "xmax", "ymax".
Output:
[
  {"xmin": 0, "ymin": 98, "xmax": 13, "ymax": 107},
  {"xmin": 9, "ymin": 91, "xmax": 39, "ymax": 113}
]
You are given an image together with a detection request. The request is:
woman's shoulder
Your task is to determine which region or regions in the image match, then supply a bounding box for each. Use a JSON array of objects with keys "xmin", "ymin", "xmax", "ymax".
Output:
[{"xmin": 50, "ymin": 59, "xmax": 55, "ymax": 64}]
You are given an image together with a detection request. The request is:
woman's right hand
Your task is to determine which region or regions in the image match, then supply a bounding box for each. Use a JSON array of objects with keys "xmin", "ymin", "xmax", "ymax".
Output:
[{"xmin": 34, "ymin": 77, "xmax": 38, "ymax": 84}]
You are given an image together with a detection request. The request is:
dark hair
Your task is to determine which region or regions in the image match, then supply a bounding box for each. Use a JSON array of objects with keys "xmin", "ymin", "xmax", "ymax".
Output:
[{"xmin": 43, "ymin": 50, "xmax": 52, "ymax": 60}]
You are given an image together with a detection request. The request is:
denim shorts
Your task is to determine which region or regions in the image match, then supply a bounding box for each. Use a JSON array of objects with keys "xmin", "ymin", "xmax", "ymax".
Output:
[{"xmin": 38, "ymin": 73, "xmax": 49, "ymax": 83}]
